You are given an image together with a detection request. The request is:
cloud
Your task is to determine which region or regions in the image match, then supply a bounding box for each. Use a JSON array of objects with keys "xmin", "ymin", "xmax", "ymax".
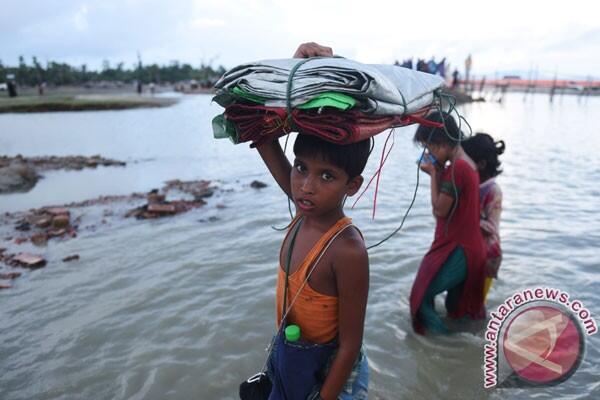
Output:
[
  {"xmin": 72, "ymin": 5, "xmax": 89, "ymax": 31},
  {"xmin": 189, "ymin": 17, "xmax": 225, "ymax": 29},
  {"xmin": 0, "ymin": 0, "xmax": 598, "ymax": 77}
]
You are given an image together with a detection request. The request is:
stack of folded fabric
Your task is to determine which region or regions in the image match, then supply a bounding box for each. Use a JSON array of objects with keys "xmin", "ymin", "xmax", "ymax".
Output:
[{"xmin": 212, "ymin": 57, "xmax": 445, "ymax": 146}]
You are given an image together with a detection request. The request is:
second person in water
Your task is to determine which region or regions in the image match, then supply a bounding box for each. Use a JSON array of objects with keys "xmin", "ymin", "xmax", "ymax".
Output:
[{"xmin": 410, "ymin": 111, "xmax": 487, "ymax": 334}]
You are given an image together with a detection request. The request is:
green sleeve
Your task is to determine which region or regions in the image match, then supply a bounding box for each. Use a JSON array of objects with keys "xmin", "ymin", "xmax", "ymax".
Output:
[{"xmin": 440, "ymin": 181, "xmax": 460, "ymax": 198}]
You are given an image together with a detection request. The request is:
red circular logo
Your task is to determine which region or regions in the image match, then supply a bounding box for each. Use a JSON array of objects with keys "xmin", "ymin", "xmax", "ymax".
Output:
[{"xmin": 502, "ymin": 305, "xmax": 583, "ymax": 384}]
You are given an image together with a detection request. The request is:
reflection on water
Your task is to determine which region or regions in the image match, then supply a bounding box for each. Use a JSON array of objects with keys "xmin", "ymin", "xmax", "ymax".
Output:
[{"xmin": 0, "ymin": 93, "xmax": 599, "ymax": 399}]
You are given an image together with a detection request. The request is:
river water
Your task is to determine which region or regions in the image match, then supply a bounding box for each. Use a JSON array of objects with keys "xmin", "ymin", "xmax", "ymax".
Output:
[{"xmin": 1, "ymin": 92, "xmax": 599, "ymax": 399}]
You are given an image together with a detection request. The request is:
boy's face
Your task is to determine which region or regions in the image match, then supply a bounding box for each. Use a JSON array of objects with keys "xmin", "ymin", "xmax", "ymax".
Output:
[{"xmin": 291, "ymin": 154, "xmax": 362, "ymax": 217}]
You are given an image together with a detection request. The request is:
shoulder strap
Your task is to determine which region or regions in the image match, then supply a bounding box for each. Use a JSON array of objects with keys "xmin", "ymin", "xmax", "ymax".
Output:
[
  {"xmin": 280, "ymin": 223, "xmax": 356, "ymax": 324},
  {"xmin": 297, "ymin": 217, "xmax": 352, "ymax": 276},
  {"xmin": 282, "ymin": 218, "xmax": 303, "ymax": 319},
  {"xmin": 303, "ymin": 223, "xmax": 355, "ymax": 286}
]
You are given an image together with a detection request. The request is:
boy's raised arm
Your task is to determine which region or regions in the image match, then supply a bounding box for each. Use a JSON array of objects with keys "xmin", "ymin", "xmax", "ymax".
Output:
[
  {"xmin": 256, "ymin": 139, "xmax": 293, "ymax": 198},
  {"xmin": 256, "ymin": 42, "xmax": 334, "ymax": 199}
]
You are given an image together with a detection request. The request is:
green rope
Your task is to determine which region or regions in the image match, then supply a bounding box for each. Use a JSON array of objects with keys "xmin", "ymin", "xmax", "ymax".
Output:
[
  {"xmin": 366, "ymin": 129, "xmax": 425, "ymax": 250},
  {"xmin": 271, "ymin": 58, "xmax": 315, "ymax": 229},
  {"xmin": 285, "ymin": 58, "xmax": 313, "ymax": 131},
  {"xmin": 367, "ymin": 90, "xmax": 477, "ymax": 250}
]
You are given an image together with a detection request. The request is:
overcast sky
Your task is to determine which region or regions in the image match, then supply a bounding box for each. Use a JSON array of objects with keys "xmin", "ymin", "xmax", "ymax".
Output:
[{"xmin": 1, "ymin": 0, "xmax": 599, "ymax": 79}]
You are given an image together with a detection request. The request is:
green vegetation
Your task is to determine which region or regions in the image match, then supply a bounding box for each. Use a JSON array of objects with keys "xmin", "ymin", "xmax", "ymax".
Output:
[{"xmin": 0, "ymin": 56, "xmax": 225, "ymax": 87}]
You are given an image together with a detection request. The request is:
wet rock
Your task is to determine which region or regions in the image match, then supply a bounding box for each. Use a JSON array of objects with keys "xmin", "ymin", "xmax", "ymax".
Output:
[
  {"xmin": 0, "ymin": 272, "xmax": 21, "ymax": 279},
  {"xmin": 147, "ymin": 190, "xmax": 166, "ymax": 205},
  {"xmin": 45, "ymin": 207, "xmax": 70, "ymax": 217},
  {"xmin": 30, "ymin": 233, "xmax": 48, "ymax": 246},
  {"xmin": 33, "ymin": 216, "xmax": 52, "ymax": 229},
  {"xmin": 0, "ymin": 156, "xmax": 125, "ymax": 194},
  {"xmin": 51, "ymin": 215, "xmax": 70, "ymax": 229},
  {"xmin": 62, "ymin": 254, "xmax": 80, "ymax": 262},
  {"xmin": 0, "ymin": 284, "xmax": 11, "ymax": 290},
  {"xmin": 126, "ymin": 186, "xmax": 210, "ymax": 220},
  {"xmin": 0, "ymin": 160, "xmax": 40, "ymax": 194},
  {"xmin": 147, "ymin": 204, "xmax": 177, "ymax": 215},
  {"xmin": 15, "ymin": 221, "xmax": 31, "ymax": 231},
  {"xmin": 250, "ymin": 180, "xmax": 267, "ymax": 189},
  {"xmin": 127, "ymin": 198, "xmax": 206, "ymax": 220},
  {"xmin": 199, "ymin": 216, "xmax": 220, "ymax": 223},
  {"xmin": 47, "ymin": 228, "xmax": 67, "ymax": 238},
  {"xmin": 4, "ymin": 208, "xmax": 76, "ymax": 245},
  {"xmin": 13, "ymin": 237, "xmax": 28, "ymax": 245},
  {"xmin": 164, "ymin": 179, "xmax": 214, "ymax": 198},
  {"xmin": 11, "ymin": 253, "xmax": 46, "ymax": 268}
]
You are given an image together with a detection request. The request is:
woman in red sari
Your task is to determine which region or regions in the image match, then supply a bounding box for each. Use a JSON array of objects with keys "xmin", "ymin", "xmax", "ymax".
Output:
[{"xmin": 410, "ymin": 111, "xmax": 487, "ymax": 334}]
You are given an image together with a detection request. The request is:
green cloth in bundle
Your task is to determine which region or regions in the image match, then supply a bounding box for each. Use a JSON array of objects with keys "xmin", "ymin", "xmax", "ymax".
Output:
[
  {"xmin": 232, "ymin": 87, "xmax": 267, "ymax": 104},
  {"xmin": 296, "ymin": 92, "xmax": 356, "ymax": 111},
  {"xmin": 213, "ymin": 87, "xmax": 356, "ymax": 111},
  {"xmin": 212, "ymin": 114, "xmax": 239, "ymax": 143}
]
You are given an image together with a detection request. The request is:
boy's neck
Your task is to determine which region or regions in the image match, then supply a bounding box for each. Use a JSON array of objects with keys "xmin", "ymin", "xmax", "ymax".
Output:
[{"xmin": 301, "ymin": 207, "xmax": 346, "ymax": 232}]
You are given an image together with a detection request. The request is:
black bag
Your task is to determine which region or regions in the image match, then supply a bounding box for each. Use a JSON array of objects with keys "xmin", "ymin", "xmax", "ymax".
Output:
[{"xmin": 239, "ymin": 372, "xmax": 272, "ymax": 400}]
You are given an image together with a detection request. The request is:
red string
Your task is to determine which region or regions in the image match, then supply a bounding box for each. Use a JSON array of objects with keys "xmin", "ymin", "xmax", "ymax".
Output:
[
  {"xmin": 351, "ymin": 130, "xmax": 395, "ymax": 219},
  {"xmin": 371, "ymin": 130, "xmax": 395, "ymax": 219},
  {"xmin": 404, "ymin": 114, "xmax": 444, "ymax": 128}
]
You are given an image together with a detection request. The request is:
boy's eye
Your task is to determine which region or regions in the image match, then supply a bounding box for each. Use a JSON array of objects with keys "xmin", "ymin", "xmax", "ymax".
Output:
[
  {"xmin": 294, "ymin": 163, "xmax": 306, "ymax": 173},
  {"xmin": 321, "ymin": 172, "xmax": 334, "ymax": 181}
]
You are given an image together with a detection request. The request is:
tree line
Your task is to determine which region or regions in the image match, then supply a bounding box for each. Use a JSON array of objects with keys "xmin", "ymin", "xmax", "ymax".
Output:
[{"xmin": 0, "ymin": 56, "xmax": 226, "ymax": 87}]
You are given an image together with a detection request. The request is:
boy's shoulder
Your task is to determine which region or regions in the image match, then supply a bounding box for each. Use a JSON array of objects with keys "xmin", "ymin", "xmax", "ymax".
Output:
[{"xmin": 328, "ymin": 224, "xmax": 368, "ymax": 271}]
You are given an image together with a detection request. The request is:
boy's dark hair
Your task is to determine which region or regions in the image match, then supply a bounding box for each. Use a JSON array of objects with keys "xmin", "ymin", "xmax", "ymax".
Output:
[
  {"xmin": 462, "ymin": 132, "xmax": 505, "ymax": 177},
  {"xmin": 413, "ymin": 111, "xmax": 464, "ymax": 147},
  {"xmin": 293, "ymin": 134, "xmax": 371, "ymax": 179}
]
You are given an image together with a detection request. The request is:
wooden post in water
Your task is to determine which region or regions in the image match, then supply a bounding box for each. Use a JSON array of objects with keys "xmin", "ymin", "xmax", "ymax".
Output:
[
  {"xmin": 524, "ymin": 68, "xmax": 537, "ymax": 101},
  {"xmin": 524, "ymin": 68, "xmax": 531, "ymax": 101},
  {"xmin": 549, "ymin": 74, "xmax": 557, "ymax": 103},
  {"xmin": 478, "ymin": 75, "xmax": 486, "ymax": 99}
]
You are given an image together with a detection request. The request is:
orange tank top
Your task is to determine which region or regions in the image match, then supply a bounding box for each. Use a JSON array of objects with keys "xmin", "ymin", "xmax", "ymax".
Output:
[{"xmin": 276, "ymin": 216, "xmax": 353, "ymax": 344}]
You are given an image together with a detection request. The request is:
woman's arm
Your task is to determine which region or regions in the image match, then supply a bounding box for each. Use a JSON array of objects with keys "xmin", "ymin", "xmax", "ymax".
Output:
[
  {"xmin": 480, "ymin": 186, "xmax": 502, "ymax": 236},
  {"xmin": 318, "ymin": 233, "xmax": 369, "ymax": 400},
  {"xmin": 420, "ymin": 162, "xmax": 455, "ymax": 218}
]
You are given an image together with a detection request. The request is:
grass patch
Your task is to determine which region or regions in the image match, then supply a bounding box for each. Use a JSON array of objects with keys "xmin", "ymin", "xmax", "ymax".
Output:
[{"xmin": 0, "ymin": 95, "xmax": 177, "ymax": 113}]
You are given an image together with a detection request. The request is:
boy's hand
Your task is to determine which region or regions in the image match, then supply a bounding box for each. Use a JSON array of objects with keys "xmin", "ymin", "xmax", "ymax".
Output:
[{"xmin": 293, "ymin": 42, "xmax": 333, "ymax": 58}]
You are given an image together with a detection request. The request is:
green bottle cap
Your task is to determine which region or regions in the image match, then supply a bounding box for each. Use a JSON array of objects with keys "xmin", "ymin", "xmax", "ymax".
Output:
[{"xmin": 285, "ymin": 324, "xmax": 301, "ymax": 342}]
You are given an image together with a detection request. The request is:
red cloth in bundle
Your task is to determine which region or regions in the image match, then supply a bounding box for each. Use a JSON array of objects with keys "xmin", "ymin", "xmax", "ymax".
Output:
[
  {"xmin": 224, "ymin": 104, "xmax": 425, "ymax": 146},
  {"xmin": 224, "ymin": 105, "xmax": 289, "ymax": 145},
  {"xmin": 294, "ymin": 109, "xmax": 410, "ymax": 144}
]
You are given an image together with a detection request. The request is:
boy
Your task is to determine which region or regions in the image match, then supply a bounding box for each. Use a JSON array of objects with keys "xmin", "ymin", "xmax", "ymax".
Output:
[{"xmin": 256, "ymin": 42, "xmax": 370, "ymax": 400}]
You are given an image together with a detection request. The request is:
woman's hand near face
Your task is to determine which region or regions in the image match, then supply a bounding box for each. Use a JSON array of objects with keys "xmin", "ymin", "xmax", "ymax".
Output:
[{"xmin": 419, "ymin": 159, "xmax": 437, "ymax": 176}]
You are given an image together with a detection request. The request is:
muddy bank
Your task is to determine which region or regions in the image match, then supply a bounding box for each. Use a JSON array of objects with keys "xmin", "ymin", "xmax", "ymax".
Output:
[
  {"xmin": 0, "ymin": 95, "xmax": 177, "ymax": 113},
  {"xmin": 0, "ymin": 179, "xmax": 267, "ymax": 290},
  {"xmin": 0, "ymin": 155, "xmax": 126, "ymax": 171},
  {"xmin": 0, "ymin": 161, "xmax": 39, "ymax": 194},
  {"xmin": 0, "ymin": 155, "xmax": 126, "ymax": 194},
  {"xmin": 442, "ymin": 87, "xmax": 484, "ymax": 104}
]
